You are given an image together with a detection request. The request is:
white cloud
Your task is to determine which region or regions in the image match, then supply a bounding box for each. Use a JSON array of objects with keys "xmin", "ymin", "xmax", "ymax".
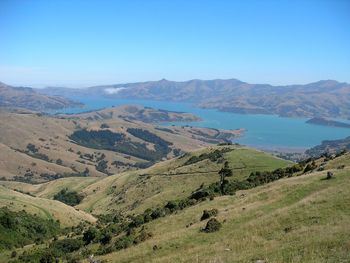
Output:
[{"xmin": 104, "ymin": 87, "xmax": 126, "ymax": 94}]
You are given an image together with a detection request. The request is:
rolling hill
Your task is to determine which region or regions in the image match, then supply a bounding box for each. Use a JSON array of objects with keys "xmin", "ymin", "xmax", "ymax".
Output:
[
  {"xmin": 1, "ymin": 145, "xmax": 291, "ymax": 216},
  {"xmin": 0, "ymin": 185, "xmax": 96, "ymax": 227},
  {"xmin": 0, "ymin": 82, "xmax": 81, "ymax": 111},
  {"xmin": 0, "ymin": 147, "xmax": 348, "ymax": 262},
  {"xmin": 40, "ymin": 78, "xmax": 350, "ymax": 119},
  {"xmin": 0, "ymin": 106, "xmax": 243, "ymax": 183},
  {"xmin": 97, "ymin": 157, "xmax": 350, "ymax": 263}
]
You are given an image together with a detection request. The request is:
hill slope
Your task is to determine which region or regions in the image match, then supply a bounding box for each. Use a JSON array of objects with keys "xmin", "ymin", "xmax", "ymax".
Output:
[
  {"xmin": 97, "ymin": 156, "xmax": 350, "ymax": 263},
  {"xmin": 0, "ymin": 148, "xmax": 348, "ymax": 262},
  {"xmin": 1, "ymin": 145, "xmax": 291, "ymax": 215},
  {"xmin": 0, "ymin": 106, "xmax": 242, "ymax": 183},
  {"xmin": 0, "ymin": 186, "xmax": 96, "ymax": 227},
  {"xmin": 0, "ymin": 82, "xmax": 81, "ymax": 111},
  {"xmin": 40, "ymin": 78, "xmax": 350, "ymax": 118}
]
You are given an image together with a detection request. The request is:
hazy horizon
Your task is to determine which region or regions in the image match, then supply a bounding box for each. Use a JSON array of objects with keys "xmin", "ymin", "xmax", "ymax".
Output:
[{"xmin": 2, "ymin": 77, "xmax": 348, "ymax": 90}]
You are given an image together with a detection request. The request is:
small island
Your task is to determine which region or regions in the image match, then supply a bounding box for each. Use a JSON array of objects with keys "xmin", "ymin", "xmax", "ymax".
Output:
[{"xmin": 306, "ymin": 117, "xmax": 350, "ymax": 129}]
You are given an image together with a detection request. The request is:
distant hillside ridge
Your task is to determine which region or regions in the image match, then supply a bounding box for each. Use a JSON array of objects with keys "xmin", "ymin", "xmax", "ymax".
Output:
[
  {"xmin": 306, "ymin": 136, "xmax": 350, "ymax": 157},
  {"xmin": 39, "ymin": 78, "xmax": 350, "ymax": 119},
  {"xmin": 0, "ymin": 82, "xmax": 82, "ymax": 111}
]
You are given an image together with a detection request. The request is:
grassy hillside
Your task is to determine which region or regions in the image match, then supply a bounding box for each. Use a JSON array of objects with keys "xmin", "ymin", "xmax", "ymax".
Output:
[
  {"xmin": 0, "ymin": 145, "xmax": 291, "ymax": 216},
  {"xmin": 0, "ymin": 186, "xmax": 96, "ymax": 227},
  {"xmin": 96, "ymin": 162, "xmax": 350, "ymax": 263},
  {"xmin": 0, "ymin": 147, "xmax": 348, "ymax": 262},
  {"xmin": 0, "ymin": 106, "xmax": 242, "ymax": 183}
]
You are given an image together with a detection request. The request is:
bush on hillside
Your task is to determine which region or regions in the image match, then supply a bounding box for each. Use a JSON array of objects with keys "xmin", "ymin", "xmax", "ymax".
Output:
[
  {"xmin": 0, "ymin": 208, "xmax": 60, "ymax": 250},
  {"xmin": 49, "ymin": 238, "xmax": 84, "ymax": 255},
  {"xmin": 53, "ymin": 188, "xmax": 84, "ymax": 206},
  {"xmin": 83, "ymin": 227, "xmax": 98, "ymax": 245},
  {"xmin": 200, "ymin": 209, "xmax": 218, "ymax": 221},
  {"xmin": 202, "ymin": 218, "xmax": 222, "ymax": 233}
]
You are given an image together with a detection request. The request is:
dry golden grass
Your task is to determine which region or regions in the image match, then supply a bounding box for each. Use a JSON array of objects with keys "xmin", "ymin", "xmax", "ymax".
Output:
[
  {"xmin": 76, "ymin": 145, "xmax": 291, "ymax": 215},
  {"xmin": 0, "ymin": 145, "xmax": 291, "ymax": 217},
  {"xmin": 96, "ymin": 166, "xmax": 350, "ymax": 263},
  {"xmin": 0, "ymin": 186, "xmax": 96, "ymax": 227},
  {"xmin": 0, "ymin": 107, "xmax": 239, "ymax": 182}
]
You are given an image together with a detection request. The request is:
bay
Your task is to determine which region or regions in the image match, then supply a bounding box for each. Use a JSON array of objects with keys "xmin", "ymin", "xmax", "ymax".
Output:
[{"xmin": 55, "ymin": 96, "xmax": 350, "ymax": 151}]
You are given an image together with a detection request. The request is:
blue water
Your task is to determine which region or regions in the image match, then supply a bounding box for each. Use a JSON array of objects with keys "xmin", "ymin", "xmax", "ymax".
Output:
[{"xmin": 54, "ymin": 96, "xmax": 350, "ymax": 151}]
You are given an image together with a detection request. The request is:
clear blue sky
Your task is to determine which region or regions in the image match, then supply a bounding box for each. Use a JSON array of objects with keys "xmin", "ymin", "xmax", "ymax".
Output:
[{"xmin": 0, "ymin": 0, "xmax": 349, "ymax": 87}]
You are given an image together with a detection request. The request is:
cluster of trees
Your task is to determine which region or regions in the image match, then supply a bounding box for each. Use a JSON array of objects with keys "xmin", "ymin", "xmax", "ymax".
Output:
[
  {"xmin": 69, "ymin": 129, "xmax": 125, "ymax": 150},
  {"xmin": 95, "ymin": 160, "xmax": 111, "ymax": 175},
  {"xmin": 127, "ymin": 128, "xmax": 172, "ymax": 159},
  {"xmin": 70, "ymin": 129, "xmax": 171, "ymax": 162},
  {"xmin": 25, "ymin": 143, "xmax": 50, "ymax": 162},
  {"xmin": 198, "ymin": 163, "xmax": 305, "ymax": 196},
  {"xmin": 0, "ymin": 208, "xmax": 60, "ymax": 251},
  {"xmin": 183, "ymin": 148, "xmax": 231, "ymax": 166},
  {"xmin": 53, "ymin": 188, "xmax": 84, "ymax": 206}
]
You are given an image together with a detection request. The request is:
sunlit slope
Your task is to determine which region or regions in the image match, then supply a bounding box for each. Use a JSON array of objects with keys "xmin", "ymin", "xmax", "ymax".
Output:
[
  {"xmin": 0, "ymin": 145, "xmax": 291, "ymax": 217},
  {"xmin": 0, "ymin": 107, "xmax": 242, "ymax": 182},
  {"xmin": 0, "ymin": 186, "xmax": 96, "ymax": 227},
  {"xmin": 0, "ymin": 176, "xmax": 100, "ymax": 199},
  {"xmin": 77, "ymin": 145, "xmax": 291, "ymax": 215},
  {"xmin": 98, "ymin": 163, "xmax": 350, "ymax": 263}
]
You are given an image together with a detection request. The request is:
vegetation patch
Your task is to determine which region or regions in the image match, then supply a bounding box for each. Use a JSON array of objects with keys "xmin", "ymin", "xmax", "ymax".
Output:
[
  {"xmin": 183, "ymin": 148, "xmax": 231, "ymax": 166},
  {"xmin": 202, "ymin": 218, "xmax": 221, "ymax": 233},
  {"xmin": 69, "ymin": 129, "xmax": 171, "ymax": 161},
  {"xmin": 200, "ymin": 209, "xmax": 218, "ymax": 221},
  {"xmin": 0, "ymin": 207, "xmax": 60, "ymax": 251},
  {"xmin": 53, "ymin": 188, "xmax": 84, "ymax": 206}
]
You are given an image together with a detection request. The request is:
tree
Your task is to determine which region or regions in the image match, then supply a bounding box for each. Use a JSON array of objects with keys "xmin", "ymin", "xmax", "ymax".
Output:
[
  {"xmin": 83, "ymin": 227, "xmax": 98, "ymax": 245},
  {"xmin": 99, "ymin": 230, "xmax": 112, "ymax": 245},
  {"xmin": 218, "ymin": 161, "xmax": 232, "ymax": 194}
]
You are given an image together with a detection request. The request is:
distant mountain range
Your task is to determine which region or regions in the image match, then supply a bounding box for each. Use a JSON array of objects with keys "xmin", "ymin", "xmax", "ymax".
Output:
[
  {"xmin": 0, "ymin": 82, "xmax": 82, "ymax": 111},
  {"xmin": 39, "ymin": 78, "xmax": 350, "ymax": 119}
]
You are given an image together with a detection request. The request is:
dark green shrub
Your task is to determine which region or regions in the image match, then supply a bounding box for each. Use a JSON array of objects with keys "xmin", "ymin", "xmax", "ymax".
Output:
[
  {"xmin": 202, "ymin": 218, "xmax": 222, "ymax": 233},
  {"xmin": 56, "ymin": 159, "xmax": 63, "ymax": 165},
  {"xmin": 0, "ymin": 208, "xmax": 60, "ymax": 250},
  {"xmin": 164, "ymin": 201, "xmax": 179, "ymax": 212},
  {"xmin": 39, "ymin": 251, "xmax": 56, "ymax": 263},
  {"xmin": 190, "ymin": 190, "xmax": 210, "ymax": 200},
  {"xmin": 83, "ymin": 227, "xmax": 98, "ymax": 245},
  {"xmin": 150, "ymin": 208, "xmax": 167, "ymax": 219},
  {"xmin": 50, "ymin": 238, "xmax": 83, "ymax": 254},
  {"xmin": 99, "ymin": 230, "xmax": 112, "ymax": 245},
  {"xmin": 53, "ymin": 189, "xmax": 84, "ymax": 206},
  {"xmin": 114, "ymin": 236, "xmax": 134, "ymax": 250},
  {"xmin": 200, "ymin": 209, "xmax": 218, "ymax": 221},
  {"xmin": 129, "ymin": 214, "xmax": 145, "ymax": 228}
]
